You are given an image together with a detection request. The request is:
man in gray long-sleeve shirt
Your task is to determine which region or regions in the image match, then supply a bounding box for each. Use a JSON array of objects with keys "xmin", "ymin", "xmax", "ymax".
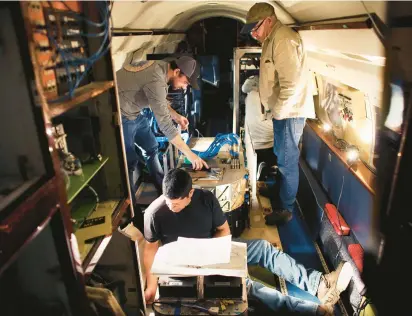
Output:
[{"xmin": 116, "ymin": 56, "xmax": 208, "ymax": 201}]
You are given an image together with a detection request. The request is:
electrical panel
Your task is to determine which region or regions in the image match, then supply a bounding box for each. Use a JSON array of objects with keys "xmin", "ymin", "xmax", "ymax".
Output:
[{"xmin": 23, "ymin": 1, "xmax": 92, "ymax": 99}]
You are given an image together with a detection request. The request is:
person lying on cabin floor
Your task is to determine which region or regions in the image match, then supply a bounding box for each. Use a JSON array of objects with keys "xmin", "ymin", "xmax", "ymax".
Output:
[{"xmin": 143, "ymin": 169, "xmax": 353, "ymax": 316}]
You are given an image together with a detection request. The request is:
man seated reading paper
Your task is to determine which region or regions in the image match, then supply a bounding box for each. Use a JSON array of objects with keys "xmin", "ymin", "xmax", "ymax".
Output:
[{"xmin": 143, "ymin": 169, "xmax": 353, "ymax": 316}]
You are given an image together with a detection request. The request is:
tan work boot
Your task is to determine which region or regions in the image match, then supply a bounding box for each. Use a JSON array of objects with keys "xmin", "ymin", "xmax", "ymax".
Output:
[
  {"xmin": 317, "ymin": 261, "xmax": 353, "ymax": 305},
  {"xmin": 316, "ymin": 304, "xmax": 334, "ymax": 316}
]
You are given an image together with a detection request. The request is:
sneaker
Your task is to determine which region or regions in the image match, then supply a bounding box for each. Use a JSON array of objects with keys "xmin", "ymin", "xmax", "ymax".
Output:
[
  {"xmin": 264, "ymin": 209, "xmax": 292, "ymax": 226},
  {"xmin": 317, "ymin": 261, "xmax": 353, "ymax": 305},
  {"xmin": 316, "ymin": 304, "xmax": 334, "ymax": 316}
]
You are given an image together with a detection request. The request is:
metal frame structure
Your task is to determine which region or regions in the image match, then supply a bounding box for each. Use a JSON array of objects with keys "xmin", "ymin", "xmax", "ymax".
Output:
[
  {"xmin": 232, "ymin": 47, "xmax": 262, "ymax": 134},
  {"xmin": 162, "ymin": 142, "xmax": 179, "ymax": 174}
]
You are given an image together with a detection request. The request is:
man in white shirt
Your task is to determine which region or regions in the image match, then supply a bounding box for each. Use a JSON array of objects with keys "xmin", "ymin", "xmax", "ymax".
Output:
[
  {"xmin": 242, "ymin": 76, "xmax": 277, "ymax": 180},
  {"xmin": 242, "ymin": 76, "xmax": 274, "ymax": 158},
  {"xmin": 241, "ymin": 3, "xmax": 316, "ymax": 225}
]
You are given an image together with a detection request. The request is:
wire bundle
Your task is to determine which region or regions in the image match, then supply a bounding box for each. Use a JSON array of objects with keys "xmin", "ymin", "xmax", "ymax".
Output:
[
  {"xmin": 192, "ymin": 133, "xmax": 240, "ymax": 159},
  {"xmin": 37, "ymin": 1, "xmax": 111, "ymax": 102}
]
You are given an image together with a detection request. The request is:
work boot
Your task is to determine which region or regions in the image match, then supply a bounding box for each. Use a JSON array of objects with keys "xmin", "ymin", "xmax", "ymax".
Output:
[
  {"xmin": 264, "ymin": 209, "xmax": 292, "ymax": 226},
  {"xmin": 316, "ymin": 304, "xmax": 334, "ymax": 316},
  {"xmin": 258, "ymin": 186, "xmax": 276, "ymax": 198},
  {"xmin": 317, "ymin": 261, "xmax": 354, "ymax": 305}
]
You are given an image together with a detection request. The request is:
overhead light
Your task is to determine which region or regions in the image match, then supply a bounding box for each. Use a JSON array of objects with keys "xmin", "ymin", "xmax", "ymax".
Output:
[
  {"xmin": 346, "ymin": 147, "xmax": 359, "ymax": 164},
  {"xmin": 323, "ymin": 123, "xmax": 332, "ymax": 133}
]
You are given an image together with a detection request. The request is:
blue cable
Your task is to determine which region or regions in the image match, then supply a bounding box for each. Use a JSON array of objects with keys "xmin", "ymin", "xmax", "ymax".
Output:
[
  {"xmin": 39, "ymin": 2, "xmax": 111, "ymax": 100},
  {"xmin": 38, "ymin": 31, "xmax": 74, "ymax": 99},
  {"xmin": 71, "ymin": 43, "xmax": 110, "ymax": 92},
  {"xmin": 59, "ymin": 1, "xmax": 108, "ymax": 27},
  {"xmin": 65, "ymin": 3, "xmax": 111, "ymax": 96},
  {"xmin": 71, "ymin": 5, "xmax": 109, "ymax": 63},
  {"xmin": 192, "ymin": 133, "xmax": 240, "ymax": 159}
]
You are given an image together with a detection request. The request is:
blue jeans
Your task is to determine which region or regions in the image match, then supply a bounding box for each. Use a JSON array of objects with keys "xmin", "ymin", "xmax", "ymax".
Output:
[
  {"xmin": 238, "ymin": 239, "xmax": 322, "ymax": 315},
  {"xmin": 122, "ymin": 115, "xmax": 164, "ymax": 204},
  {"xmin": 273, "ymin": 118, "xmax": 306, "ymax": 211}
]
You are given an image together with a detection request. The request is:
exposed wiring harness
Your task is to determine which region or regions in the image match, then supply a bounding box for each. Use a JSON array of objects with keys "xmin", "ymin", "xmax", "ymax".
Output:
[
  {"xmin": 59, "ymin": 1, "xmax": 108, "ymax": 27},
  {"xmin": 37, "ymin": 1, "xmax": 112, "ymax": 102}
]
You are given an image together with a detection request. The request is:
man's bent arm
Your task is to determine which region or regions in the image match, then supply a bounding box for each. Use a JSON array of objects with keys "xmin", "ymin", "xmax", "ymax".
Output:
[
  {"xmin": 169, "ymin": 134, "xmax": 208, "ymax": 169},
  {"xmin": 143, "ymin": 240, "xmax": 160, "ymax": 295},
  {"xmin": 167, "ymin": 104, "xmax": 180, "ymax": 122},
  {"xmin": 214, "ymin": 220, "xmax": 231, "ymax": 238}
]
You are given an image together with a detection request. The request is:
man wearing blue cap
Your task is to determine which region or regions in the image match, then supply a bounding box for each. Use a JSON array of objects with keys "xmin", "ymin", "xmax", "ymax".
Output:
[
  {"xmin": 116, "ymin": 56, "xmax": 208, "ymax": 202},
  {"xmin": 241, "ymin": 3, "xmax": 316, "ymax": 225}
]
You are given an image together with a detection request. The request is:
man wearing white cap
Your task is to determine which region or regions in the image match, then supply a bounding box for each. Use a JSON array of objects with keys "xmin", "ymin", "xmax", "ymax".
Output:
[
  {"xmin": 241, "ymin": 3, "xmax": 316, "ymax": 225},
  {"xmin": 117, "ymin": 56, "xmax": 208, "ymax": 202}
]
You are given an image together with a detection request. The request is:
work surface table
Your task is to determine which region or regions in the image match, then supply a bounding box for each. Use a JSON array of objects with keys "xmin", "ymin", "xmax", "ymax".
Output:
[{"xmin": 177, "ymin": 137, "xmax": 247, "ymax": 188}]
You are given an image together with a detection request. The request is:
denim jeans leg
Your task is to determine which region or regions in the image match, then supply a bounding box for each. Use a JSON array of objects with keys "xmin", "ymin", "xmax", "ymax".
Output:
[
  {"xmin": 236, "ymin": 239, "xmax": 321, "ymax": 295},
  {"xmin": 246, "ymin": 278, "xmax": 319, "ymax": 315},
  {"xmin": 122, "ymin": 116, "xmax": 141, "ymax": 206},
  {"xmin": 272, "ymin": 118, "xmax": 306, "ymax": 211},
  {"xmin": 133, "ymin": 114, "xmax": 164, "ymax": 194}
]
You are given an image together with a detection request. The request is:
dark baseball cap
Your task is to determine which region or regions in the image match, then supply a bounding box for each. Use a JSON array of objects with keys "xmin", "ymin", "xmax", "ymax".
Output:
[
  {"xmin": 175, "ymin": 56, "xmax": 200, "ymax": 90},
  {"xmin": 240, "ymin": 2, "xmax": 275, "ymax": 35}
]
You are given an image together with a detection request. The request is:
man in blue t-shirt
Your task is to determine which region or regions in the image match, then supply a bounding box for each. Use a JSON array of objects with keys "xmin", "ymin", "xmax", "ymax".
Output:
[{"xmin": 143, "ymin": 169, "xmax": 353, "ymax": 315}]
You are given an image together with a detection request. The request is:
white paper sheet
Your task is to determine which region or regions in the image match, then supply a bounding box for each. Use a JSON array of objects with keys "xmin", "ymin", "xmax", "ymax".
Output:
[
  {"xmin": 175, "ymin": 235, "xmax": 232, "ymax": 266},
  {"xmin": 152, "ymin": 235, "xmax": 231, "ymax": 267},
  {"xmin": 151, "ymin": 241, "xmax": 247, "ymax": 278}
]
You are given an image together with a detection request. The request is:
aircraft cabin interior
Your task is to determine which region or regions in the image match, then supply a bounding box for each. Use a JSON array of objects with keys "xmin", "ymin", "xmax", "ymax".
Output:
[{"xmin": 0, "ymin": 1, "xmax": 411, "ymax": 316}]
